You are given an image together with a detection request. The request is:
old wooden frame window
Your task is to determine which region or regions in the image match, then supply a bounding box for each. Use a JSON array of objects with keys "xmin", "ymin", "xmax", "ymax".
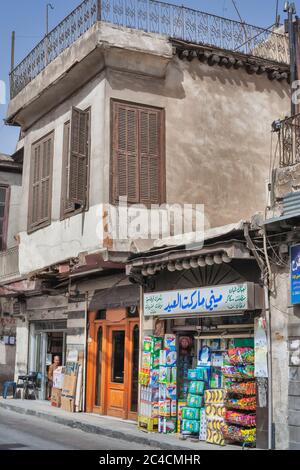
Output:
[
  {"xmin": 61, "ymin": 107, "xmax": 90, "ymax": 218},
  {"xmin": 28, "ymin": 132, "xmax": 54, "ymax": 233},
  {"xmin": 111, "ymin": 100, "xmax": 165, "ymax": 205},
  {"xmin": 0, "ymin": 185, "xmax": 10, "ymax": 251}
]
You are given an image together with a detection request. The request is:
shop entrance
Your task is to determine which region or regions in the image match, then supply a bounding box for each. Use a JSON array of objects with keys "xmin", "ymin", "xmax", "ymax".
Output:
[
  {"xmin": 86, "ymin": 308, "xmax": 139, "ymax": 420},
  {"xmin": 29, "ymin": 320, "xmax": 67, "ymax": 400},
  {"xmin": 106, "ymin": 326, "xmax": 126, "ymax": 418}
]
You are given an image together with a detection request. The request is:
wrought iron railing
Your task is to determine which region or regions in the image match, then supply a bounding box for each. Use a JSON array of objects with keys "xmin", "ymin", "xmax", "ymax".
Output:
[
  {"xmin": 10, "ymin": 0, "xmax": 289, "ymax": 99},
  {"xmin": 279, "ymin": 114, "xmax": 300, "ymax": 167}
]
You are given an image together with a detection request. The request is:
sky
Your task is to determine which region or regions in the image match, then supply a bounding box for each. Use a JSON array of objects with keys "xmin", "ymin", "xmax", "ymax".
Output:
[{"xmin": 0, "ymin": 0, "xmax": 298, "ymax": 154}]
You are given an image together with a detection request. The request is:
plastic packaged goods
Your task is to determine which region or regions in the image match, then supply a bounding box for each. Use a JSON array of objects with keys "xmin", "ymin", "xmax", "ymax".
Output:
[
  {"xmin": 188, "ymin": 380, "xmax": 205, "ymax": 395},
  {"xmin": 164, "ymin": 334, "xmax": 176, "ymax": 350},
  {"xmin": 143, "ymin": 336, "xmax": 163, "ymax": 354},
  {"xmin": 165, "ymin": 350, "xmax": 177, "ymax": 367},
  {"xmin": 204, "ymin": 389, "xmax": 226, "ymax": 404},
  {"xmin": 225, "ymin": 381, "xmax": 256, "ymax": 396},
  {"xmin": 225, "ymin": 397, "xmax": 256, "ymax": 411},
  {"xmin": 181, "ymin": 419, "xmax": 200, "ymax": 433},
  {"xmin": 182, "ymin": 407, "xmax": 201, "ymax": 420},
  {"xmin": 222, "ymin": 364, "xmax": 255, "ymax": 379},
  {"xmin": 227, "ymin": 348, "xmax": 254, "ymax": 365},
  {"xmin": 205, "ymin": 404, "xmax": 226, "ymax": 418},
  {"xmin": 199, "ymin": 407, "xmax": 207, "ymax": 441},
  {"xmin": 187, "ymin": 393, "xmax": 203, "ymax": 408},
  {"xmin": 206, "ymin": 428, "xmax": 225, "ymax": 446},
  {"xmin": 187, "ymin": 366, "xmax": 210, "ymax": 382},
  {"xmin": 221, "ymin": 424, "xmax": 256, "ymax": 443},
  {"xmin": 224, "ymin": 410, "xmax": 256, "ymax": 427},
  {"xmin": 158, "ymin": 417, "xmax": 177, "ymax": 434}
]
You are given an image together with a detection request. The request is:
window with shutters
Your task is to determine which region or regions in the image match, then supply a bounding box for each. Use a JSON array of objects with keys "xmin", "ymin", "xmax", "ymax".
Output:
[
  {"xmin": 61, "ymin": 107, "xmax": 90, "ymax": 218},
  {"xmin": 111, "ymin": 101, "xmax": 165, "ymax": 206},
  {"xmin": 0, "ymin": 185, "xmax": 10, "ymax": 251},
  {"xmin": 28, "ymin": 132, "xmax": 54, "ymax": 233}
]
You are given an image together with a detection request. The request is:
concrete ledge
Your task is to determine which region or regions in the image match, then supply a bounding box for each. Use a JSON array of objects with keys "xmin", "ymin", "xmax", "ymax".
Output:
[{"xmin": 0, "ymin": 399, "xmax": 238, "ymax": 451}]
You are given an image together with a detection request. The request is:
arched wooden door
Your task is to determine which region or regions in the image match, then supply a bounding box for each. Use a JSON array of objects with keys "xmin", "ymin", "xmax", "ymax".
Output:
[{"xmin": 86, "ymin": 310, "xmax": 139, "ymax": 420}]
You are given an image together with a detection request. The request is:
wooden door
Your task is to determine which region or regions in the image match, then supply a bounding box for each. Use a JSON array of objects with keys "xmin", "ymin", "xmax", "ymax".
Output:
[{"xmin": 106, "ymin": 325, "xmax": 127, "ymax": 418}]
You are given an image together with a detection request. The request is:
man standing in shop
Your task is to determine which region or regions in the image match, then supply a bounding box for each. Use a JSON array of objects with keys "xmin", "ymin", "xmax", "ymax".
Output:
[{"xmin": 47, "ymin": 355, "xmax": 60, "ymax": 400}]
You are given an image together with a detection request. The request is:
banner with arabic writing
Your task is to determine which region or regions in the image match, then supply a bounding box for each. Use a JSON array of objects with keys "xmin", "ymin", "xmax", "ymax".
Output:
[{"xmin": 144, "ymin": 284, "xmax": 248, "ymax": 316}]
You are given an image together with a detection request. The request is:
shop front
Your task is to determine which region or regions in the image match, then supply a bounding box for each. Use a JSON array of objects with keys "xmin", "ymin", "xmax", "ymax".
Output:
[
  {"xmin": 28, "ymin": 319, "xmax": 68, "ymax": 400},
  {"xmin": 128, "ymin": 238, "xmax": 270, "ymax": 448},
  {"xmin": 86, "ymin": 284, "xmax": 140, "ymax": 420}
]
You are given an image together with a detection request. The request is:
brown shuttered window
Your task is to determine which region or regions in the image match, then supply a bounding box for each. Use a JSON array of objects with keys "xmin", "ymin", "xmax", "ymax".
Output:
[
  {"xmin": 28, "ymin": 132, "xmax": 54, "ymax": 233},
  {"xmin": 111, "ymin": 101, "xmax": 165, "ymax": 205},
  {"xmin": 68, "ymin": 107, "xmax": 89, "ymax": 207},
  {"xmin": 61, "ymin": 108, "xmax": 90, "ymax": 218}
]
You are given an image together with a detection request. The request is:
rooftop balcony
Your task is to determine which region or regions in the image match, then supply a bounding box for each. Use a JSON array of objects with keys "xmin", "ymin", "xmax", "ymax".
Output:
[{"xmin": 10, "ymin": 0, "xmax": 289, "ymax": 99}]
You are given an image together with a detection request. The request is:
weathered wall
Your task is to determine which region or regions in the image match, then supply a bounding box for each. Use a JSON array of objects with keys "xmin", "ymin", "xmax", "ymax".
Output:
[
  {"xmin": 106, "ymin": 57, "xmax": 289, "ymax": 229},
  {"xmin": 17, "ymin": 72, "xmax": 106, "ymax": 274}
]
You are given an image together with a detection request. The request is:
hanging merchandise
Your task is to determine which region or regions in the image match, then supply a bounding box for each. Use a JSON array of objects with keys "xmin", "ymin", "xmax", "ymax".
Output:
[
  {"xmin": 222, "ymin": 347, "xmax": 256, "ymax": 446},
  {"xmin": 158, "ymin": 334, "xmax": 177, "ymax": 434}
]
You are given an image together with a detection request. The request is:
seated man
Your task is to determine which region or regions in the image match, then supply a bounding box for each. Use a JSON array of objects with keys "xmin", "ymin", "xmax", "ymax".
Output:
[{"xmin": 47, "ymin": 355, "xmax": 60, "ymax": 400}]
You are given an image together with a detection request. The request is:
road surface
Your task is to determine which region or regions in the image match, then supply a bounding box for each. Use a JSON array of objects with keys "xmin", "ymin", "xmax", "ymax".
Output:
[{"xmin": 0, "ymin": 408, "xmax": 157, "ymax": 450}]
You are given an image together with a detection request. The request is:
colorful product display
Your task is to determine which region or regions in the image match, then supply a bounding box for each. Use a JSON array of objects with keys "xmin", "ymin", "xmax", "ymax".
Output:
[{"xmin": 223, "ymin": 347, "xmax": 256, "ymax": 446}]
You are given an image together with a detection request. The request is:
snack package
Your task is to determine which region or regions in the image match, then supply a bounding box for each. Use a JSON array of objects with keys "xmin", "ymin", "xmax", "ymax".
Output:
[
  {"xmin": 188, "ymin": 381, "xmax": 205, "ymax": 395},
  {"xmin": 204, "ymin": 389, "xmax": 226, "ymax": 404},
  {"xmin": 187, "ymin": 393, "xmax": 203, "ymax": 408},
  {"xmin": 182, "ymin": 407, "xmax": 200, "ymax": 420}
]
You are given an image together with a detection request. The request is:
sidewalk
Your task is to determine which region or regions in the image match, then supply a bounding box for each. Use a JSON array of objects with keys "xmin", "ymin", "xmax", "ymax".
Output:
[{"xmin": 0, "ymin": 397, "xmax": 241, "ymax": 451}]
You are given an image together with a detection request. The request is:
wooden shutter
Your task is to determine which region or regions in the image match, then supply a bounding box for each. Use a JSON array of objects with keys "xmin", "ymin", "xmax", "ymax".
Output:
[
  {"xmin": 0, "ymin": 186, "xmax": 10, "ymax": 251},
  {"xmin": 68, "ymin": 107, "xmax": 89, "ymax": 206},
  {"xmin": 28, "ymin": 132, "xmax": 53, "ymax": 231},
  {"xmin": 112, "ymin": 102, "xmax": 139, "ymax": 204},
  {"xmin": 139, "ymin": 109, "xmax": 161, "ymax": 205},
  {"xmin": 112, "ymin": 101, "xmax": 164, "ymax": 205}
]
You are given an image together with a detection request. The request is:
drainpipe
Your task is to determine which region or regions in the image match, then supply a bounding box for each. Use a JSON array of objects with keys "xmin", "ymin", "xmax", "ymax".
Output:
[{"xmin": 244, "ymin": 222, "xmax": 273, "ymax": 450}]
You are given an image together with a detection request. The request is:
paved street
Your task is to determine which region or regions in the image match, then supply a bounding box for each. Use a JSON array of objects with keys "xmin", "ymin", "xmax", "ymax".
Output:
[{"xmin": 0, "ymin": 408, "xmax": 157, "ymax": 450}]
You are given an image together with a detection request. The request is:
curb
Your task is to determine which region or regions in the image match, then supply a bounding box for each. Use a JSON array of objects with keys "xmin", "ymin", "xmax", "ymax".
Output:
[{"xmin": 0, "ymin": 401, "xmax": 199, "ymax": 451}]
